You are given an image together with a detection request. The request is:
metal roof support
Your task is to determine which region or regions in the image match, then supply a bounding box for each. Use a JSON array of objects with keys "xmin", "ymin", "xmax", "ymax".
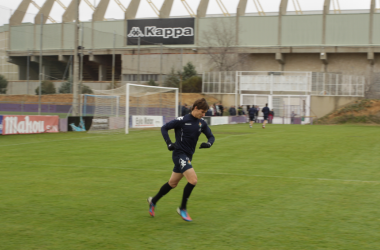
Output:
[
  {"xmin": 331, "ymin": 0, "xmax": 341, "ymax": 14},
  {"xmin": 146, "ymin": 0, "xmax": 160, "ymax": 17},
  {"xmin": 125, "ymin": 0, "xmax": 141, "ymax": 19},
  {"xmin": 277, "ymin": 0, "xmax": 288, "ymax": 45},
  {"xmin": 34, "ymin": 0, "xmax": 56, "ymax": 24},
  {"xmin": 115, "ymin": 0, "xmax": 127, "ymax": 12},
  {"xmin": 252, "ymin": 0, "xmax": 265, "ymax": 16},
  {"xmin": 197, "ymin": 0, "xmax": 210, "ymax": 18},
  {"xmin": 216, "ymin": 0, "xmax": 230, "ymax": 16},
  {"xmin": 322, "ymin": 0, "xmax": 330, "ymax": 44},
  {"xmin": 181, "ymin": 0, "xmax": 196, "ymax": 17},
  {"xmin": 62, "ymin": 0, "xmax": 82, "ymax": 23},
  {"xmin": 292, "ymin": 0, "xmax": 303, "ymax": 14},
  {"xmin": 370, "ymin": 0, "xmax": 375, "ymax": 45},
  {"xmin": 10, "ymin": 0, "xmax": 32, "ymax": 26},
  {"xmin": 236, "ymin": 0, "xmax": 248, "ymax": 45},
  {"xmin": 237, "ymin": 0, "xmax": 248, "ymax": 16},
  {"xmin": 196, "ymin": 0, "xmax": 210, "ymax": 46},
  {"xmin": 56, "ymin": 0, "xmax": 67, "ymax": 9},
  {"xmin": 93, "ymin": 0, "xmax": 110, "ymax": 21},
  {"xmin": 160, "ymin": 0, "xmax": 174, "ymax": 18}
]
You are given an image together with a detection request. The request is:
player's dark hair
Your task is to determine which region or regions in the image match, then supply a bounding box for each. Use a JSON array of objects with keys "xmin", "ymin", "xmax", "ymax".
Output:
[
  {"xmin": 266, "ymin": 103, "xmax": 268, "ymax": 107},
  {"xmin": 192, "ymin": 98, "xmax": 209, "ymax": 111}
]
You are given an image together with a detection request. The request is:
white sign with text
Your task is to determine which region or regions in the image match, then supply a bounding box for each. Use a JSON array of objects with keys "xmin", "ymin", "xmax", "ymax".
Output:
[{"xmin": 132, "ymin": 116, "xmax": 163, "ymax": 128}]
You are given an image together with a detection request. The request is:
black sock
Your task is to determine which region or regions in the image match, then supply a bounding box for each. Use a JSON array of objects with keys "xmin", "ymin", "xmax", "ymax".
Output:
[
  {"xmin": 152, "ymin": 182, "xmax": 173, "ymax": 204},
  {"xmin": 180, "ymin": 182, "xmax": 196, "ymax": 210}
]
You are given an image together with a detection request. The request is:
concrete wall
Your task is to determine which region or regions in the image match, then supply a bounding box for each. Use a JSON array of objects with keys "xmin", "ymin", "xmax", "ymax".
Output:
[
  {"xmin": 122, "ymin": 52, "xmax": 211, "ymax": 76},
  {"xmin": 282, "ymin": 15, "xmax": 323, "ymax": 46},
  {"xmin": 5, "ymin": 12, "xmax": 380, "ymax": 51},
  {"xmin": 310, "ymin": 96, "xmax": 362, "ymax": 118},
  {"xmin": 0, "ymin": 27, "xmax": 19, "ymax": 81}
]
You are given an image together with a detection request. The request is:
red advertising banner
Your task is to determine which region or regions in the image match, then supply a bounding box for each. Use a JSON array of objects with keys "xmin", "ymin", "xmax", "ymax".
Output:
[{"xmin": 2, "ymin": 115, "xmax": 59, "ymax": 135}]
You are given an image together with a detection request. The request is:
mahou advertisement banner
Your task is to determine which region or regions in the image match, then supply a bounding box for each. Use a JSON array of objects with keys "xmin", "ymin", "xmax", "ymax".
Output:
[{"xmin": 2, "ymin": 115, "xmax": 59, "ymax": 135}]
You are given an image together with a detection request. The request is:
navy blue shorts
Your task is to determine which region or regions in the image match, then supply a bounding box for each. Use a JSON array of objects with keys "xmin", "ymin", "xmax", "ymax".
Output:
[
  {"xmin": 249, "ymin": 116, "xmax": 255, "ymax": 121},
  {"xmin": 172, "ymin": 153, "xmax": 193, "ymax": 173},
  {"xmin": 263, "ymin": 115, "xmax": 268, "ymax": 120}
]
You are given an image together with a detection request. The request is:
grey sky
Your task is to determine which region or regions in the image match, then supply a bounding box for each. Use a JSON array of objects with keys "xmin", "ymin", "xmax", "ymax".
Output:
[{"xmin": 0, "ymin": 0, "xmax": 375, "ymax": 26}]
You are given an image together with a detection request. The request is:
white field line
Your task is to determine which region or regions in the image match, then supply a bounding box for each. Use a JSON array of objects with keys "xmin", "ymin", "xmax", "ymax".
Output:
[
  {"xmin": 0, "ymin": 130, "xmax": 157, "ymax": 147},
  {"xmin": 0, "ymin": 129, "xmax": 252, "ymax": 147},
  {"xmin": 2, "ymin": 162, "xmax": 380, "ymax": 184}
]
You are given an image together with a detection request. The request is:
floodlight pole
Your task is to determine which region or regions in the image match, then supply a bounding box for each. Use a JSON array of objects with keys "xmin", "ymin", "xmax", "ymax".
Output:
[
  {"xmin": 137, "ymin": 37, "xmax": 140, "ymax": 84},
  {"xmin": 38, "ymin": 13, "xmax": 43, "ymax": 115},
  {"xmin": 160, "ymin": 43, "xmax": 163, "ymax": 85},
  {"xmin": 179, "ymin": 48, "xmax": 183, "ymax": 109},
  {"xmin": 27, "ymin": 49, "xmax": 30, "ymax": 95},
  {"xmin": 112, "ymin": 31, "xmax": 116, "ymax": 89},
  {"xmin": 79, "ymin": 22, "xmax": 84, "ymax": 97},
  {"xmin": 72, "ymin": 0, "xmax": 80, "ymax": 116}
]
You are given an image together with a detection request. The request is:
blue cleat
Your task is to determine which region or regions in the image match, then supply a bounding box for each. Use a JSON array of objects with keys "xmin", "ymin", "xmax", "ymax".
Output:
[
  {"xmin": 147, "ymin": 197, "xmax": 155, "ymax": 217},
  {"xmin": 177, "ymin": 207, "xmax": 192, "ymax": 222}
]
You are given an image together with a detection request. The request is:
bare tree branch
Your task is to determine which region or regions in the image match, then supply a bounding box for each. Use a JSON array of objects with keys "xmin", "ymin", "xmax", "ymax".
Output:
[{"xmin": 200, "ymin": 19, "xmax": 247, "ymax": 72}]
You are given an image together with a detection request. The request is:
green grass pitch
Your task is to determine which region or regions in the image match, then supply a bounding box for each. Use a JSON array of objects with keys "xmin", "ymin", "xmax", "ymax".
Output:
[{"xmin": 1, "ymin": 124, "xmax": 380, "ymax": 249}]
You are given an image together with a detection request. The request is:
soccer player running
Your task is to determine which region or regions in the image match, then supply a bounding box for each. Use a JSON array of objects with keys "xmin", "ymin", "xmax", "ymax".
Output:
[
  {"xmin": 147, "ymin": 98, "xmax": 215, "ymax": 222},
  {"xmin": 261, "ymin": 103, "xmax": 270, "ymax": 129},
  {"xmin": 248, "ymin": 105, "xmax": 256, "ymax": 128}
]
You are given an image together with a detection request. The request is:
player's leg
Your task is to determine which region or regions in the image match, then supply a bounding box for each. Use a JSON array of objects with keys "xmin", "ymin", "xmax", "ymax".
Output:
[
  {"xmin": 263, "ymin": 116, "xmax": 268, "ymax": 128},
  {"xmin": 177, "ymin": 168, "xmax": 197, "ymax": 222},
  {"xmin": 148, "ymin": 172, "xmax": 183, "ymax": 217},
  {"xmin": 151, "ymin": 172, "xmax": 182, "ymax": 204}
]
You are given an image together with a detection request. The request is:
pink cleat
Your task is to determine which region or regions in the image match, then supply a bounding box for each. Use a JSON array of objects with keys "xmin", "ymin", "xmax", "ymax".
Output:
[{"xmin": 177, "ymin": 207, "xmax": 192, "ymax": 222}]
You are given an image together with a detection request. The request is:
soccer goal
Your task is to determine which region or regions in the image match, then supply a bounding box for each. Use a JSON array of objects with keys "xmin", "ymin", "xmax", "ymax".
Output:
[{"xmin": 83, "ymin": 83, "xmax": 178, "ymax": 134}]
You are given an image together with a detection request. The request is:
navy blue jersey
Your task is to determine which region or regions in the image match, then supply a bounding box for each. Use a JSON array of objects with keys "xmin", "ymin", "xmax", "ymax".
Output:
[
  {"xmin": 262, "ymin": 107, "xmax": 270, "ymax": 115},
  {"xmin": 161, "ymin": 114, "xmax": 215, "ymax": 157},
  {"xmin": 249, "ymin": 107, "xmax": 256, "ymax": 116}
]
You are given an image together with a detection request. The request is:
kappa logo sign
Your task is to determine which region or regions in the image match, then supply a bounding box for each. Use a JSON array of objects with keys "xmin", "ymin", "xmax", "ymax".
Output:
[
  {"xmin": 128, "ymin": 26, "xmax": 193, "ymax": 39},
  {"xmin": 127, "ymin": 18, "xmax": 195, "ymax": 45}
]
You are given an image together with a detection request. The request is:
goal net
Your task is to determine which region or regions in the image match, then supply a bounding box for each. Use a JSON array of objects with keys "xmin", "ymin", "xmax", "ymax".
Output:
[{"xmin": 83, "ymin": 84, "xmax": 178, "ymax": 134}]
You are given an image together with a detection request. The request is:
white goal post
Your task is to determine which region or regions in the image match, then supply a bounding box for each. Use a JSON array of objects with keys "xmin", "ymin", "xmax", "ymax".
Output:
[{"xmin": 84, "ymin": 83, "xmax": 178, "ymax": 134}]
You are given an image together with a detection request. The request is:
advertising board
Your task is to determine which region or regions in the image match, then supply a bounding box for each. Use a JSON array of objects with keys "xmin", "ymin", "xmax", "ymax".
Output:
[
  {"xmin": 211, "ymin": 116, "xmax": 229, "ymax": 126},
  {"xmin": 2, "ymin": 115, "xmax": 59, "ymax": 135},
  {"xmin": 127, "ymin": 18, "xmax": 195, "ymax": 45},
  {"xmin": 132, "ymin": 115, "xmax": 163, "ymax": 128},
  {"xmin": 0, "ymin": 115, "xmax": 3, "ymax": 134}
]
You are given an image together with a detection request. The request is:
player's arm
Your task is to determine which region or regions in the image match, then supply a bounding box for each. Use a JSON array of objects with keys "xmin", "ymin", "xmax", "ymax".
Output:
[
  {"xmin": 161, "ymin": 117, "xmax": 182, "ymax": 151},
  {"xmin": 199, "ymin": 123, "xmax": 215, "ymax": 149}
]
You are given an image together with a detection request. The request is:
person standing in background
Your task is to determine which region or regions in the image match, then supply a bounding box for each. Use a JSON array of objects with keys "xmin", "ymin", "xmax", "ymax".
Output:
[
  {"xmin": 218, "ymin": 102, "xmax": 224, "ymax": 116},
  {"xmin": 268, "ymin": 109, "xmax": 274, "ymax": 124},
  {"xmin": 261, "ymin": 104, "xmax": 270, "ymax": 129},
  {"xmin": 248, "ymin": 105, "xmax": 256, "ymax": 128},
  {"xmin": 229, "ymin": 106, "xmax": 236, "ymax": 116}
]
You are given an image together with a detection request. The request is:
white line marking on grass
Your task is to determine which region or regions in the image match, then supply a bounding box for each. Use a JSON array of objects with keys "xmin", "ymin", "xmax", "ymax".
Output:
[
  {"xmin": 0, "ymin": 130, "xmax": 157, "ymax": 147},
  {"xmin": 0, "ymin": 135, "xmax": 108, "ymax": 147},
  {"xmin": 2, "ymin": 162, "xmax": 380, "ymax": 184}
]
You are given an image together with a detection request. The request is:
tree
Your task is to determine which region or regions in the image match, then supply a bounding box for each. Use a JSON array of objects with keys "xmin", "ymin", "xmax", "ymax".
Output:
[
  {"xmin": 201, "ymin": 20, "xmax": 247, "ymax": 71},
  {"xmin": 0, "ymin": 74, "xmax": 8, "ymax": 94},
  {"xmin": 147, "ymin": 79, "xmax": 158, "ymax": 86},
  {"xmin": 80, "ymin": 84, "xmax": 93, "ymax": 94},
  {"xmin": 182, "ymin": 62, "xmax": 197, "ymax": 81},
  {"xmin": 35, "ymin": 81, "xmax": 56, "ymax": 95},
  {"xmin": 164, "ymin": 68, "xmax": 180, "ymax": 88},
  {"xmin": 59, "ymin": 78, "xmax": 72, "ymax": 93},
  {"xmin": 183, "ymin": 75, "xmax": 202, "ymax": 93},
  {"xmin": 59, "ymin": 78, "xmax": 93, "ymax": 94}
]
